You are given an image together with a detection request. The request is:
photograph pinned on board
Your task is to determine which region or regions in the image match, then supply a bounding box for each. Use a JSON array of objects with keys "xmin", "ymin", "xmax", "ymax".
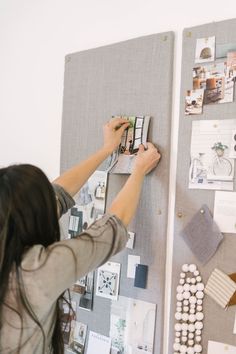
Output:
[
  {"xmin": 61, "ymin": 300, "xmax": 76, "ymax": 346},
  {"xmin": 75, "ymin": 271, "xmax": 94, "ymax": 311},
  {"xmin": 227, "ymin": 51, "xmax": 236, "ymax": 78},
  {"xmin": 68, "ymin": 322, "xmax": 88, "ymax": 354},
  {"xmin": 96, "ymin": 261, "xmax": 121, "ymax": 301},
  {"xmin": 195, "ymin": 36, "xmax": 215, "ymax": 63},
  {"xmin": 193, "ymin": 62, "xmax": 226, "ymax": 90},
  {"xmin": 72, "ymin": 276, "xmax": 87, "ymax": 295},
  {"xmin": 229, "ymin": 129, "xmax": 236, "ymax": 158},
  {"xmin": 68, "ymin": 170, "xmax": 108, "ymax": 238},
  {"xmin": 185, "ymin": 89, "xmax": 204, "ymax": 115},
  {"xmin": 109, "ymin": 115, "xmax": 150, "ymax": 174},
  {"xmin": 110, "ymin": 295, "xmax": 156, "ymax": 354},
  {"xmin": 216, "ymin": 42, "xmax": 236, "ymax": 60},
  {"xmin": 192, "ymin": 62, "xmax": 234, "ymax": 104},
  {"xmin": 126, "ymin": 231, "xmax": 136, "ymax": 249},
  {"xmin": 189, "ymin": 119, "xmax": 235, "ymax": 191}
]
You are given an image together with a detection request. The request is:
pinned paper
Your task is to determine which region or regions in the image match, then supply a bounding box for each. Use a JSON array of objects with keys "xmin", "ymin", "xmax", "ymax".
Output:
[
  {"xmin": 126, "ymin": 232, "xmax": 135, "ymax": 249},
  {"xmin": 96, "ymin": 261, "xmax": 121, "ymax": 301},
  {"xmin": 127, "ymin": 255, "xmax": 140, "ymax": 278},
  {"xmin": 87, "ymin": 331, "xmax": 111, "ymax": 354},
  {"xmin": 214, "ymin": 191, "xmax": 236, "ymax": 233},
  {"xmin": 233, "ymin": 312, "xmax": 236, "ymax": 334},
  {"xmin": 195, "ymin": 36, "xmax": 215, "ymax": 63},
  {"xmin": 208, "ymin": 340, "xmax": 236, "ymax": 353},
  {"xmin": 110, "ymin": 296, "xmax": 156, "ymax": 354}
]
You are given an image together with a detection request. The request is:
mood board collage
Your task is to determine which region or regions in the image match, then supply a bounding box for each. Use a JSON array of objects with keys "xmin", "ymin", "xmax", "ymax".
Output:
[
  {"xmin": 63, "ymin": 115, "xmax": 154, "ymax": 354},
  {"xmin": 172, "ymin": 36, "xmax": 236, "ymax": 354}
]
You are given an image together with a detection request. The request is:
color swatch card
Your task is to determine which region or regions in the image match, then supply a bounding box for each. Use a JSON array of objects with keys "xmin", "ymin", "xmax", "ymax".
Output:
[
  {"xmin": 127, "ymin": 255, "xmax": 141, "ymax": 278},
  {"xmin": 134, "ymin": 264, "xmax": 148, "ymax": 289}
]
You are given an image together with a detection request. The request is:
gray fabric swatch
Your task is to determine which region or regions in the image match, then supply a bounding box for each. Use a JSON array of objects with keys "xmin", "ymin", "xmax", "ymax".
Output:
[{"xmin": 180, "ymin": 204, "xmax": 223, "ymax": 264}]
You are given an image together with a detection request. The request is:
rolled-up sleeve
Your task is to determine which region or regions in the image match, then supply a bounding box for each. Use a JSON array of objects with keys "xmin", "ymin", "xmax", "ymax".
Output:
[
  {"xmin": 52, "ymin": 183, "xmax": 75, "ymax": 217},
  {"xmin": 21, "ymin": 213, "xmax": 128, "ymax": 308}
]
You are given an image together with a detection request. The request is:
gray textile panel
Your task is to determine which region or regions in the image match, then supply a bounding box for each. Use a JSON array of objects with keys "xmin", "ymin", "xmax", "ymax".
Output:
[
  {"xmin": 169, "ymin": 19, "xmax": 236, "ymax": 354},
  {"xmin": 60, "ymin": 32, "xmax": 174, "ymax": 354}
]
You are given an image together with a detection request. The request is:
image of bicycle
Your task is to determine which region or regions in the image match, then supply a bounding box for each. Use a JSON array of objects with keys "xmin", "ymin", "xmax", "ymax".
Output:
[{"xmin": 189, "ymin": 142, "xmax": 233, "ymax": 183}]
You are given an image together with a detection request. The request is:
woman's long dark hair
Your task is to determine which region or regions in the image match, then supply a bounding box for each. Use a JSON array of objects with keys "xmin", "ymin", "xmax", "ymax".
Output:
[{"xmin": 0, "ymin": 164, "xmax": 65, "ymax": 353}]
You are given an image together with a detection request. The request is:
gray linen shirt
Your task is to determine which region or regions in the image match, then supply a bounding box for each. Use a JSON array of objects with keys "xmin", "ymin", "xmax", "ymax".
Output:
[{"xmin": 1, "ymin": 184, "xmax": 128, "ymax": 353}]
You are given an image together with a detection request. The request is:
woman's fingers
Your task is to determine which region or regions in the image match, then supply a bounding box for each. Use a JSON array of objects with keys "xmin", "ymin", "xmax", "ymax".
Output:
[
  {"xmin": 108, "ymin": 117, "xmax": 129, "ymax": 129},
  {"xmin": 138, "ymin": 144, "xmax": 145, "ymax": 153}
]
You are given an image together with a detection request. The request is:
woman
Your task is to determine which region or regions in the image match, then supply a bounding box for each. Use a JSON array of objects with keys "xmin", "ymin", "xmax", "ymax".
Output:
[{"xmin": 0, "ymin": 117, "xmax": 161, "ymax": 353}]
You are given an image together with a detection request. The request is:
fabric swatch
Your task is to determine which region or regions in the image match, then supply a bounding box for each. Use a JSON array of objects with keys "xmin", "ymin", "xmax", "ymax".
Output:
[
  {"xmin": 205, "ymin": 268, "xmax": 236, "ymax": 309},
  {"xmin": 180, "ymin": 204, "xmax": 223, "ymax": 264}
]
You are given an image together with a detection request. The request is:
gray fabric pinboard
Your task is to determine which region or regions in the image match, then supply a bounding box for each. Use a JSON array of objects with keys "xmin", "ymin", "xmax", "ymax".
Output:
[
  {"xmin": 60, "ymin": 33, "xmax": 174, "ymax": 354},
  {"xmin": 169, "ymin": 18, "xmax": 236, "ymax": 354}
]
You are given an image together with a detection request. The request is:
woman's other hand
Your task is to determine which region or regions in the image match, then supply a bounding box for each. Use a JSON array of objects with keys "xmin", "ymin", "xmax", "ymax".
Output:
[{"xmin": 132, "ymin": 143, "xmax": 161, "ymax": 176}]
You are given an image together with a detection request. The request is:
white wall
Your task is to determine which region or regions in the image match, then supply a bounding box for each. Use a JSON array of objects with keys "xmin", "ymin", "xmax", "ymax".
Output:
[
  {"xmin": 1, "ymin": 1, "xmax": 236, "ymax": 353},
  {"xmin": 1, "ymin": 0, "xmax": 236, "ymax": 179}
]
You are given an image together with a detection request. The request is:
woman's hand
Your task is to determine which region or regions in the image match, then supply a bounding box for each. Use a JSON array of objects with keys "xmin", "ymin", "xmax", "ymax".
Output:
[
  {"xmin": 103, "ymin": 117, "xmax": 130, "ymax": 153},
  {"xmin": 132, "ymin": 143, "xmax": 161, "ymax": 176}
]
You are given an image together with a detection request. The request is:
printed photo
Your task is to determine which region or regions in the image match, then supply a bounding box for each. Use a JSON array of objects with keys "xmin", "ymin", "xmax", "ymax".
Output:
[
  {"xmin": 72, "ymin": 276, "xmax": 87, "ymax": 295},
  {"xmin": 216, "ymin": 42, "xmax": 236, "ymax": 59},
  {"xmin": 109, "ymin": 115, "xmax": 150, "ymax": 174},
  {"xmin": 73, "ymin": 271, "xmax": 94, "ymax": 311},
  {"xmin": 126, "ymin": 231, "xmax": 135, "ymax": 249},
  {"xmin": 68, "ymin": 170, "xmax": 108, "ymax": 238},
  {"xmin": 193, "ymin": 62, "xmax": 226, "ymax": 90},
  {"xmin": 185, "ymin": 89, "xmax": 204, "ymax": 115},
  {"xmin": 96, "ymin": 261, "xmax": 121, "ymax": 301},
  {"xmin": 193, "ymin": 62, "xmax": 234, "ymax": 104},
  {"xmin": 189, "ymin": 119, "xmax": 236, "ymax": 190},
  {"xmin": 68, "ymin": 322, "xmax": 87, "ymax": 354},
  {"xmin": 61, "ymin": 300, "xmax": 76, "ymax": 345},
  {"xmin": 110, "ymin": 296, "xmax": 156, "ymax": 354},
  {"xmin": 195, "ymin": 36, "xmax": 215, "ymax": 63},
  {"xmin": 227, "ymin": 51, "xmax": 236, "ymax": 78}
]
